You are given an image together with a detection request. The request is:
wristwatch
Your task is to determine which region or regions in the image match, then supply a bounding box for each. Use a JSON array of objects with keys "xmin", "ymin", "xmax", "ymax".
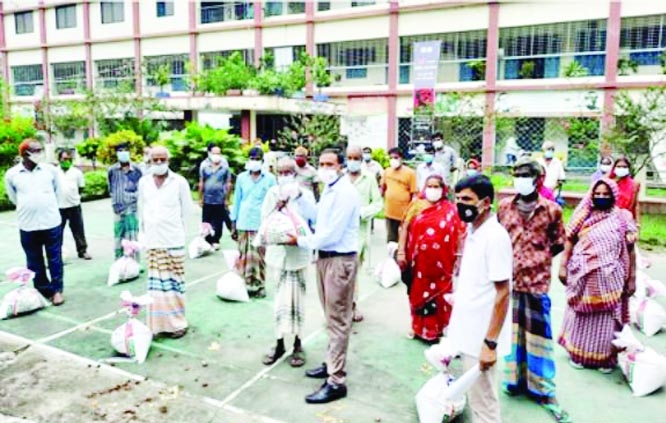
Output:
[{"xmin": 484, "ymin": 338, "xmax": 498, "ymax": 351}]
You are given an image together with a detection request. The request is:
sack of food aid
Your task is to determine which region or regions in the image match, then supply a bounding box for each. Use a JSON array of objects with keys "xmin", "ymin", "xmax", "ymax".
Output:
[
  {"xmin": 0, "ymin": 268, "xmax": 50, "ymax": 319},
  {"xmin": 635, "ymin": 247, "xmax": 651, "ymax": 270},
  {"xmin": 629, "ymin": 296, "xmax": 666, "ymax": 337},
  {"xmin": 415, "ymin": 372, "xmax": 467, "ymax": 423},
  {"xmin": 613, "ymin": 325, "xmax": 666, "ymax": 397},
  {"xmin": 188, "ymin": 223, "xmax": 215, "ymax": 259},
  {"xmin": 254, "ymin": 206, "xmax": 311, "ymax": 246},
  {"xmin": 222, "ymin": 249, "xmax": 240, "ymax": 270},
  {"xmin": 424, "ymin": 337, "xmax": 460, "ymax": 372},
  {"xmin": 110, "ymin": 291, "xmax": 153, "ymax": 363},
  {"xmin": 216, "ymin": 271, "xmax": 250, "ymax": 302},
  {"xmin": 374, "ymin": 242, "xmax": 401, "ymax": 288},
  {"xmin": 635, "ymin": 270, "xmax": 666, "ymax": 299},
  {"xmin": 107, "ymin": 240, "xmax": 141, "ymax": 287}
]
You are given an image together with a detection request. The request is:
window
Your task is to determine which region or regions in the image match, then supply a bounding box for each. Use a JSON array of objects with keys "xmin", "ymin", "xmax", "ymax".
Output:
[
  {"xmin": 317, "ymin": 1, "xmax": 331, "ymax": 11},
  {"xmin": 12, "ymin": 64, "xmax": 43, "ymax": 96},
  {"xmin": 201, "ymin": 49, "xmax": 255, "ymax": 70},
  {"xmin": 156, "ymin": 1, "xmax": 174, "ymax": 17},
  {"xmin": 52, "ymin": 61, "xmax": 85, "ymax": 95},
  {"xmin": 317, "ymin": 39, "xmax": 388, "ymax": 84},
  {"xmin": 352, "ymin": 1, "xmax": 375, "ymax": 6},
  {"xmin": 201, "ymin": 1, "xmax": 253, "ymax": 24},
  {"xmin": 101, "ymin": 1, "xmax": 124, "ymax": 24},
  {"xmin": 96, "ymin": 58, "xmax": 135, "ymax": 90},
  {"xmin": 620, "ymin": 15, "xmax": 666, "ymax": 70},
  {"xmin": 15, "ymin": 11, "xmax": 34, "ymax": 34},
  {"xmin": 56, "ymin": 5, "xmax": 77, "ymax": 29},
  {"xmin": 145, "ymin": 55, "xmax": 188, "ymax": 92}
]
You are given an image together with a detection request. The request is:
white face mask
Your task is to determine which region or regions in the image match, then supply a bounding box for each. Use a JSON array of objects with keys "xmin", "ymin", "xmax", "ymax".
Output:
[
  {"xmin": 277, "ymin": 174, "xmax": 295, "ymax": 186},
  {"xmin": 615, "ymin": 167, "xmax": 630, "ymax": 178},
  {"xmin": 513, "ymin": 177, "xmax": 536, "ymax": 196},
  {"xmin": 318, "ymin": 168, "xmax": 339, "ymax": 185},
  {"xmin": 389, "ymin": 158, "xmax": 401, "ymax": 169},
  {"xmin": 362, "ymin": 153, "xmax": 372, "ymax": 162},
  {"xmin": 210, "ymin": 153, "xmax": 222, "ymax": 164},
  {"xmin": 432, "ymin": 141, "xmax": 443, "ymax": 150},
  {"xmin": 152, "ymin": 163, "xmax": 169, "ymax": 176},
  {"xmin": 599, "ymin": 164, "xmax": 612, "ymax": 174},
  {"xmin": 246, "ymin": 159, "xmax": 262, "ymax": 172},
  {"xmin": 424, "ymin": 187, "xmax": 443, "ymax": 203},
  {"xmin": 347, "ymin": 160, "xmax": 362, "ymax": 173},
  {"xmin": 28, "ymin": 152, "xmax": 44, "ymax": 164}
]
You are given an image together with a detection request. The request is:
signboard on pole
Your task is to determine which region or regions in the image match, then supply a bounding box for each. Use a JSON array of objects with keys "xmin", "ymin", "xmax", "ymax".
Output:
[{"xmin": 411, "ymin": 41, "xmax": 441, "ymax": 144}]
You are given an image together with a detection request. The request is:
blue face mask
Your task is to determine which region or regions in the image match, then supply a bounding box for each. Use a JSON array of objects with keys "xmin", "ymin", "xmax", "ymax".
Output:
[
  {"xmin": 424, "ymin": 154, "xmax": 434, "ymax": 164},
  {"xmin": 117, "ymin": 151, "xmax": 130, "ymax": 163},
  {"xmin": 347, "ymin": 160, "xmax": 362, "ymax": 173},
  {"xmin": 544, "ymin": 150, "xmax": 554, "ymax": 159},
  {"xmin": 362, "ymin": 153, "xmax": 372, "ymax": 162},
  {"xmin": 466, "ymin": 169, "xmax": 479, "ymax": 177}
]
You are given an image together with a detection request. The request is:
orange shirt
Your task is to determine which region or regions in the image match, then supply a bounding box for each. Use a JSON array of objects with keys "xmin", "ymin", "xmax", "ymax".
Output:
[{"xmin": 383, "ymin": 166, "xmax": 418, "ymax": 220}]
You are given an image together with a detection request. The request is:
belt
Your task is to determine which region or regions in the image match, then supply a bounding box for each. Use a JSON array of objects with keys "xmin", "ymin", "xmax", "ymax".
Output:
[{"xmin": 318, "ymin": 250, "xmax": 357, "ymax": 259}]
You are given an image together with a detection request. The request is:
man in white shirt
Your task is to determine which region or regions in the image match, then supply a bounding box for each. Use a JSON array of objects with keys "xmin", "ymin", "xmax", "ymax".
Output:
[
  {"xmin": 538, "ymin": 141, "xmax": 566, "ymax": 191},
  {"xmin": 4, "ymin": 139, "xmax": 65, "ymax": 305},
  {"xmin": 138, "ymin": 146, "xmax": 193, "ymax": 339},
  {"xmin": 432, "ymin": 132, "xmax": 458, "ymax": 184},
  {"xmin": 361, "ymin": 147, "xmax": 383, "ymax": 182},
  {"xmin": 449, "ymin": 174, "xmax": 513, "ymax": 423},
  {"xmin": 416, "ymin": 145, "xmax": 447, "ymax": 191},
  {"xmin": 57, "ymin": 150, "xmax": 91, "ymax": 260}
]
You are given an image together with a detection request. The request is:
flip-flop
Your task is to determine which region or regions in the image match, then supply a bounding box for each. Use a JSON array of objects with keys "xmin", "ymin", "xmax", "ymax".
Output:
[
  {"xmin": 290, "ymin": 349, "xmax": 306, "ymax": 368},
  {"xmin": 541, "ymin": 402, "xmax": 573, "ymax": 423}
]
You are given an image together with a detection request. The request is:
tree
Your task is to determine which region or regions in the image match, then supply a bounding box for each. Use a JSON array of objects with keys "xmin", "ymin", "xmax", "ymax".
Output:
[
  {"xmin": 604, "ymin": 87, "xmax": 666, "ymax": 176},
  {"xmin": 278, "ymin": 113, "xmax": 341, "ymax": 156}
]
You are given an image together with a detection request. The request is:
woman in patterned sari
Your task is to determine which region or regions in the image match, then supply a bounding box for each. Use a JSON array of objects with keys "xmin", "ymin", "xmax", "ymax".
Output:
[
  {"xmin": 558, "ymin": 177, "xmax": 637, "ymax": 372},
  {"xmin": 397, "ymin": 175, "xmax": 463, "ymax": 343}
]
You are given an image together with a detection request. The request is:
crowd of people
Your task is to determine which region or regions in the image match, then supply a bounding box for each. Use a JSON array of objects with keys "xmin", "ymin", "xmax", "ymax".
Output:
[{"xmin": 2, "ymin": 133, "xmax": 646, "ymax": 420}]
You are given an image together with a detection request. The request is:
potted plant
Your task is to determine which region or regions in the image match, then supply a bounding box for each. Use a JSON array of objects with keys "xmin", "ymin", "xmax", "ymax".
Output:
[
  {"xmin": 220, "ymin": 52, "xmax": 253, "ymax": 96},
  {"xmin": 466, "ymin": 60, "xmax": 486, "ymax": 81},
  {"xmin": 617, "ymin": 57, "xmax": 639, "ymax": 76},
  {"xmin": 519, "ymin": 61, "xmax": 536, "ymax": 79},
  {"xmin": 151, "ymin": 64, "xmax": 172, "ymax": 98},
  {"xmin": 563, "ymin": 60, "xmax": 589, "ymax": 78},
  {"xmin": 58, "ymin": 81, "xmax": 78, "ymax": 95},
  {"xmin": 312, "ymin": 57, "xmax": 336, "ymax": 101}
]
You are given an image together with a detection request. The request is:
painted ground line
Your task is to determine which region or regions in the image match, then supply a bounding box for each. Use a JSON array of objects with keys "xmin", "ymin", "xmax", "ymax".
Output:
[
  {"xmin": 203, "ymin": 398, "xmax": 289, "ymax": 423},
  {"xmin": 217, "ymin": 284, "xmax": 383, "ymax": 407}
]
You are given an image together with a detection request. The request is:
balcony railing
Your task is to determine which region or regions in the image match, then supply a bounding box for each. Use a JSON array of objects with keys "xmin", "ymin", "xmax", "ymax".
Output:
[{"xmin": 201, "ymin": 2, "xmax": 253, "ymax": 24}]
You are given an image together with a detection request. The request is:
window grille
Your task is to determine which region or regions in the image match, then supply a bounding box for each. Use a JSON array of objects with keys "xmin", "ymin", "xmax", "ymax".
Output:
[
  {"xmin": 201, "ymin": 49, "xmax": 255, "ymax": 70},
  {"xmin": 157, "ymin": 1, "xmax": 175, "ymax": 17},
  {"xmin": 15, "ymin": 11, "xmax": 34, "ymax": 34},
  {"xmin": 145, "ymin": 54, "xmax": 188, "ymax": 92},
  {"xmin": 317, "ymin": 1, "xmax": 330, "ymax": 11},
  {"xmin": 620, "ymin": 14, "xmax": 666, "ymax": 70},
  {"xmin": 95, "ymin": 58, "xmax": 135, "ymax": 90},
  {"xmin": 400, "ymin": 30, "xmax": 487, "ymax": 83},
  {"xmin": 200, "ymin": 1, "xmax": 254, "ymax": 24},
  {"xmin": 316, "ymin": 39, "xmax": 388, "ymax": 85},
  {"xmin": 264, "ymin": 46, "xmax": 306, "ymax": 70},
  {"xmin": 101, "ymin": 1, "xmax": 124, "ymax": 24},
  {"xmin": 56, "ymin": 4, "xmax": 77, "ymax": 29},
  {"xmin": 264, "ymin": 2, "xmax": 305, "ymax": 17},
  {"xmin": 12, "ymin": 64, "xmax": 43, "ymax": 96},
  {"xmin": 52, "ymin": 61, "xmax": 85, "ymax": 95}
]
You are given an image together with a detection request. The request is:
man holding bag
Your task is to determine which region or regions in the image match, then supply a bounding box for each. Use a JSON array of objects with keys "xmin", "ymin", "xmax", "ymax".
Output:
[{"xmin": 286, "ymin": 149, "xmax": 360, "ymax": 404}]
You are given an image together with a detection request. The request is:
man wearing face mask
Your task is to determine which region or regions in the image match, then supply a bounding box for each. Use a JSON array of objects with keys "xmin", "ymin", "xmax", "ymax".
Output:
[
  {"xmin": 57, "ymin": 149, "xmax": 91, "ymax": 260},
  {"xmin": 231, "ymin": 147, "xmax": 277, "ymax": 298},
  {"xmin": 138, "ymin": 146, "xmax": 193, "ymax": 339},
  {"xmin": 496, "ymin": 159, "xmax": 570, "ymax": 423},
  {"xmin": 345, "ymin": 145, "xmax": 383, "ymax": 323},
  {"xmin": 381, "ymin": 148, "xmax": 417, "ymax": 243},
  {"xmin": 416, "ymin": 145, "xmax": 446, "ymax": 191},
  {"xmin": 294, "ymin": 146, "xmax": 320, "ymax": 201},
  {"xmin": 285, "ymin": 149, "xmax": 360, "ymax": 404},
  {"xmin": 432, "ymin": 132, "xmax": 458, "ymax": 184},
  {"xmin": 5, "ymin": 139, "xmax": 65, "ymax": 305},
  {"xmin": 107, "ymin": 143, "xmax": 143, "ymax": 261},
  {"xmin": 198, "ymin": 145, "xmax": 232, "ymax": 250},
  {"xmin": 538, "ymin": 141, "xmax": 566, "ymax": 191},
  {"xmin": 449, "ymin": 174, "xmax": 512, "ymax": 423},
  {"xmin": 360, "ymin": 147, "xmax": 383, "ymax": 182}
]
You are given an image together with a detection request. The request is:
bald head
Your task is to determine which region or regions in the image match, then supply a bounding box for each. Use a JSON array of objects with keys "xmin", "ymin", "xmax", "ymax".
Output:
[
  {"xmin": 346, "ymin": 145, "xmax": 362, "ymax": 156},
  {"xmin": 150, "ymin": 145, "xmax": 170, "ymax": 159},
  {"xmin": 277, "ymin": 157, "xmax": 296, "ymax": 174}
]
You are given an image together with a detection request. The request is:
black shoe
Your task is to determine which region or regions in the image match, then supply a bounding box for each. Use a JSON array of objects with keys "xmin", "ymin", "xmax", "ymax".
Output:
[
  {"xmin": 305, "ymin": 363, "xmax": 328, "ymax": 379},
  {"xmin": 305, "ymin": 382, "xmax": 347, "ymax": 404},
  {"xmin": 78, "ymin": 252, "xmax": 92, "ymax": 260}
]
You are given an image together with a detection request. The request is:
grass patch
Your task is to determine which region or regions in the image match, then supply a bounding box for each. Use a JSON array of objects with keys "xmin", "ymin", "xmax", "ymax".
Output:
[{"xmin": 647, "ymin": 187, "xmax": 666, "ymax": 199}]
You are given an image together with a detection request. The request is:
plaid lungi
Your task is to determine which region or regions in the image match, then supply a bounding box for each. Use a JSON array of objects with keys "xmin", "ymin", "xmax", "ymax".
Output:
[
  {"xmin": 146, "ymin": 248, "xmax": 187, "ymax": 335},
  {"xmin": 504, "ymin": 292, "xmax": 556, "ymax": 399},
  {"xmin": 114, "ymin": 212, "xmax": 140, "ymax": 261},
  {"xmin": 235, "ymin": 230, "xmax": 266, "ymax": 295},
  {"xmin": 274, "ymin": 269, "xmax": 306, "ymax": 337}
]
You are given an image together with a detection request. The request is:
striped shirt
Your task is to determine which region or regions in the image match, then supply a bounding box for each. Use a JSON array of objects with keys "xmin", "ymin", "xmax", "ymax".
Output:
[{"xmin": 107, "ymin": 163, "xmax": 143, "ymax": 215}]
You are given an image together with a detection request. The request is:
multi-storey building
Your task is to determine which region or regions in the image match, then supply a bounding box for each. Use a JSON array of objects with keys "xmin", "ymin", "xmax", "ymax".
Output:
[{"xmin": 1, "ymin": 1, "xmax": 665, "ymax": 171}]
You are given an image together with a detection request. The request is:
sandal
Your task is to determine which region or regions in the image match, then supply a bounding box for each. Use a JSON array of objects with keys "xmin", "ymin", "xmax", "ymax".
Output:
[
  {"xmin": 289, "ymin": 348, "xmax": 306, "ymax": 368},
  {"xmin": 262, "ymin": 346, "xmax": 285, "ymax": 366},
  {"xmin": 541, "ymin": 402, "xmax": 572, "ymax": 423},
  {"xmin": 352, "ymin": 309, "xmax": 364, "ymax": 323}
]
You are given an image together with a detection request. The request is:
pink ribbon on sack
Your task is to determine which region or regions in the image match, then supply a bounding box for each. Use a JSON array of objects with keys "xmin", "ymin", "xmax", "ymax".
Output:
[
  {"xmin": 124, "ymin": 319, "xmax": 135, "ymax": 355},
  {"xmin": 5, "ymin": 267, "xmax": 35, "ymax": 285},
  {"xmin": 200, "ymin": 222, "xmax": 214, "ymax": 237},
  {"xmin": 636, "ymin": 299, "xmax": 648, "ymax": 330},
  {"xmin": 121, "ymin": 300, "xmax": 142, "ymax": 317},
  {"xmin": 121, "ymin": 240, "xmax": 140, "ymax": 257}
]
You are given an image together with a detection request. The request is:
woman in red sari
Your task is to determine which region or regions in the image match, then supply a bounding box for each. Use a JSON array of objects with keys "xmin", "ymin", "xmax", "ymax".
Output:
[
  {"xmin": 397, "ymin": 175, "xmax": 463, "ymax": 343},
  {"xmin": 612, "ymin": 156, "xmax": 640, "ymax": 222}
]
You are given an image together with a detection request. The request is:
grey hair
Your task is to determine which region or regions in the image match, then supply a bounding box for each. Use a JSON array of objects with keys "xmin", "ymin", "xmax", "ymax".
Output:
[
  {"xmin": 346, "ymin": 145, "xmax": 363, "ymax": 155},
  {"xmin": 150, "ymin": 145, "xmax": 171, "ymax": 159},
  {"xmin": 277, "ymin": 156, "xmax": 296, "ymax": 171}
]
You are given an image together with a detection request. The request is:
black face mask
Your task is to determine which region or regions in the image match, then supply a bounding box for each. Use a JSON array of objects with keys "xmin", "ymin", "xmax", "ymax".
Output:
[
  {"xmin": 457, "ymin": 202, "xmax": 481, "ymax": 223},
  {"xmin": 592, "ymin": 197, "xmax": 613, "ymax": 210}
]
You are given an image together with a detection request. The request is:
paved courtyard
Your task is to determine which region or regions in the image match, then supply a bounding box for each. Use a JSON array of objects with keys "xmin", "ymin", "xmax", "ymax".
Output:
[{"xmin": 1, "ymin": 198, "xmax": 665, "ymax": 423}]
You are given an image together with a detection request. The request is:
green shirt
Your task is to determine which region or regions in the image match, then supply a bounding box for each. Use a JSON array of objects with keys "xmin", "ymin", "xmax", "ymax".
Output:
[{"xmin": 346, "ymin": 171, "xmax": 382, "ymax": 222}]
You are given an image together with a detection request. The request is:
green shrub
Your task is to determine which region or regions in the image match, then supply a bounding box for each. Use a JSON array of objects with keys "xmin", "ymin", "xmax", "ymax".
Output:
[
  {"xmin": 0, "ymin": 170, "xmax": 14, "ymax": 211},
  {"xmin": 97, "ymin": 130, "xmax": 145, "ymax": 165},
  {"xmin": 81, "ymin": 169, "xmax": 109, "ymax": 201},
  {"xmin": 371, "ymin": 147, "xmax": 389, "ymax": 169},
  {"xmin": 0, "ymin": 116, "xmax": 38, "ymax": 169}
]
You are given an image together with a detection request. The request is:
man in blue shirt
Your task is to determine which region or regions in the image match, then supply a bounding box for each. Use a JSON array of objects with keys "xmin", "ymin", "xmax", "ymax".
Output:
[
  {"xmin": 287, "ymin": 149, "xmax": 361, "ymax": 404},
  {"xmin": 107, "ymin": 143, "xmax": 143, "ymax": 261},
  {"xmin": 231, "ymin": 147, "xmax": 276, "ymax": 298},
  {"xmin": 198, "ymin": 145, "xmax": 232, "ymax": 249},
  {"xmin": 5, "ymin": 139, "xmax": 65, "ymax": 305}
]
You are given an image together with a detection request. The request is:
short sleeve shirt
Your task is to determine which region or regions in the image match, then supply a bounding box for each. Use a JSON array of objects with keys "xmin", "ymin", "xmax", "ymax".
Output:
[
  {"xmin": 200, "ymin": 161, "xmax": 231, "ymax": 205},
  {"xmin": 58, "ymin": 166, "xmax": 84, "ymax": 208},
  {"xmin": 383, "ymin": 166, "xmax": 418, "ymax": 220}
]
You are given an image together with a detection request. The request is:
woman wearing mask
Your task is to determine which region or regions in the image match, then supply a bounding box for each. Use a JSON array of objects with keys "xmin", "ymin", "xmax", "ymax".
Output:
[
  {"xmin": 612, "ymin": 156, "xmax": 640, "ymax": 221},
  {"xmin": 558, "ymin": 178, "xmax": 637, "ymax": 372},
  {"xmin": 396, "ymin": 175, "xmax": 464, "ymax": 343},
  {"xmin": 260, "ymin": 157, "xmax": 315, "ymax": 367},
  {"xmin": 591, "ymin": 156, "xmax": 613, "ymax": 184},
  {"xmin": 465, "ymin": 158, "xmax": 480, "ymax": 177}
]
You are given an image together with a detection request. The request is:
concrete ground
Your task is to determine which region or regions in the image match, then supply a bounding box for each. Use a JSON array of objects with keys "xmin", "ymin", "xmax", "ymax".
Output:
[{"xmin": 0, "ymin": 198, "xmax": 665, "ymax": 423}]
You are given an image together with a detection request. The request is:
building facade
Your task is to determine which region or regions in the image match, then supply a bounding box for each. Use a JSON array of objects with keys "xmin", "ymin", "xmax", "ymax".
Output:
[{"xmin": 1, "ymin": 0, "xmax": 666, "ymax": 170}]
